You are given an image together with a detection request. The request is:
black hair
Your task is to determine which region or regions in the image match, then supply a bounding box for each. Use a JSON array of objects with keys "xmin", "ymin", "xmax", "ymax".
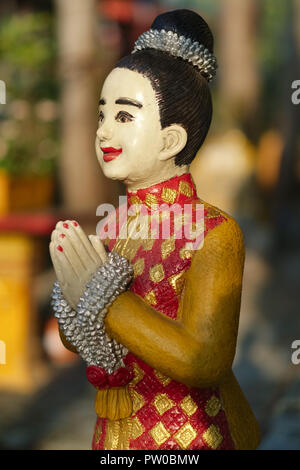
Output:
[{"xmin": 115, "ymin": 9, "xmax": 214, "ymax": 166}]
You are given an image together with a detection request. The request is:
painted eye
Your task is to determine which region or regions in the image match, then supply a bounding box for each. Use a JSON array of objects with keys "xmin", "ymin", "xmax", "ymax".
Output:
[
  {"xmin": 116, "ymin": 111, "xmax": 133, "ymax": 123},
  {"xmin": 98, "ymin": 111, "xmax": 104, "ymax": 122}
]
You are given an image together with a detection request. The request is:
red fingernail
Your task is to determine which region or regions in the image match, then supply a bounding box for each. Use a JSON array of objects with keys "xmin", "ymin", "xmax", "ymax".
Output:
[
  {"xmin": 73, "ymin": 221, "xmax": 78, "ymax": 227},
  {"xmin": 60, "ymin": 233, "xmax": 66, "ymax": 238},
  {"xmin": 63, "ymin": 223, "xmax": 69, "ymax": 229},
  {"xmin": 57, "ymin": 245, "xmax": 63, "ymax": 252}
]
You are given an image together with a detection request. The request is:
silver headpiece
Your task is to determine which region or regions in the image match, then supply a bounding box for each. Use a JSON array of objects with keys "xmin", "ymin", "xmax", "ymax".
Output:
[{"xmin": 132, "ymin": 29, "xmax": 217, "ymax": 82}]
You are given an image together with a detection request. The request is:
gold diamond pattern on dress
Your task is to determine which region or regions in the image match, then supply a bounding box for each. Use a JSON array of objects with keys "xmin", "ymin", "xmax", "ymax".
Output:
[
  {"xmin": 205, "ymin": 204, "xmax": 221, "ymax": 219},
  {"xmin": 150, "ymin": 422, "xmax": 171, "ymax": 447},
  {"xmin": 144, "ymin": 290, "xmax": 157, "ymax": 306},
  {"xmin": 205, "ymin": 395, "xmax": 221, "ymax": 417},
  {"xmin": 179, "ymin": 245, "xmax": 192, "ymax": 260},
  {"xmin": 153, "ymin": 393, "xmax": 175, "ymax": 416},
  {"xmin": 130, "ymin": 363, "xmax": 144, "ymax": 386},
  {"xmin": 161, "ymin": 236, "xmax": 175, "ymax": 260},
  {"xmin": 142, "ymin": 237, "xmax": 155, "ymax": 251},
  {"xmin": 169, "ymin": 271, "xmax": 185, "ymax": 296},
  {"xmin": 202, "ymin": 424, "xmax": 223, "ymax": 449},
  {"xmin": 178, "ymin": 180, "xmax": 193, "ymax": 197},
  {"xmin": 130, "ymin": 195, "xmax": 142, "ymax": 206},
  {"xmin": 131, "ymin": 416, "xmax": 144, "ymax": 440},
  {"xmin": 145, "ymin": 193, "xmax": 158, "ymax": 207},
  {"xmin": 133, "ymin": 258, "xmax": 145, "ymax": 277},
  {"xmin": 130, "ymin": 389, "xmax": 145, "ymax": 414},
  {"xmin": 154, "ymin": 370, "xmax": 172, "ymax": 386},
  {"xmin": 174, "ymin": 422, "xmax": 197, "ymax": 449},
  {"xmin": 180, "ymin": 395, "xmax": 198, "ymax": 417},
  {"xmin": 149, "ymin": 264, "xmax": 165, "ymax": 283},
  {"xmin": 161, "ymin": 187, "xmax": 177, "ymax": 204}
]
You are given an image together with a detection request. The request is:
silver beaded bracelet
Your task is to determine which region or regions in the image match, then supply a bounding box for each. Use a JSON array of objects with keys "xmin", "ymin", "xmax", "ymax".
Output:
[{"xmin": 51, "ymin": 251, "xmax": 133, "ymax": 373}]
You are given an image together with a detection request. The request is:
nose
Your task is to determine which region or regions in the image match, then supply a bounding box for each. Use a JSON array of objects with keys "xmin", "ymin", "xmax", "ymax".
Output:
[{"xmin": 96, "ymin": 121, "xmax": 113, "ymax": 142}]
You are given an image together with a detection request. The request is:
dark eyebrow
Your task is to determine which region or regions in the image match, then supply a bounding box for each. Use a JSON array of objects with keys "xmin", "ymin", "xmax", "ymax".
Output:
[
  {"xmin": 115, "ymin": 97, "xmax": 143, "ymax": 108},
  {"xmin": 99, "ymin": 98, "xmax": 105, "ymax": 105}
]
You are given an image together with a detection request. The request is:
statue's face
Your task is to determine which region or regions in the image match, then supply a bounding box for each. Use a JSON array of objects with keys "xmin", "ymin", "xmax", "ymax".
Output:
[{"xmin": 95, "ymin": 68, "xmax": 165, "ymax": 188}]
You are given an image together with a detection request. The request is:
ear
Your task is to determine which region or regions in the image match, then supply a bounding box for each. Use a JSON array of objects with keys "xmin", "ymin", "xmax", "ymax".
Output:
[{"xmin": 158, "ymin": 124, "xmax": 188, "ymax": 161}]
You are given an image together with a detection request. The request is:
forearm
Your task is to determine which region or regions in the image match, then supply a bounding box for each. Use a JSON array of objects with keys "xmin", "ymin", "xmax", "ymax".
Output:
[{"xmin": 105, "ymin": 291, "xmax": 231, "ymax": 387}]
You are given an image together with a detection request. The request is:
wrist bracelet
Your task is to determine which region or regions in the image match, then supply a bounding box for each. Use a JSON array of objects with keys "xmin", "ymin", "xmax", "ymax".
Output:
[{"xmin": 51, "ymin": 251, "xmax": 133, "ymax": 373}]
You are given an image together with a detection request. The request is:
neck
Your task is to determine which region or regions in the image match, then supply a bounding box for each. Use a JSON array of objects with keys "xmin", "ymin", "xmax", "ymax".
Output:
[
  {"xmin": 126, "ymin": 171, "xmax": 197, "ymax": 208},
  {"xmin": 126, "ymin": 164, "xmax": 189, "ymax": 192}
]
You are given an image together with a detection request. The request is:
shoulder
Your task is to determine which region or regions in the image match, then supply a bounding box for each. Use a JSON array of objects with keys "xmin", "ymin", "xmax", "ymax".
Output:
[{"xmin": 191, "ymin": 197, "xmax": 245, "ymax": 263}]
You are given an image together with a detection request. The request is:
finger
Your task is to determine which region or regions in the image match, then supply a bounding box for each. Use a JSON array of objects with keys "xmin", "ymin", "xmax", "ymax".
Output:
[
  {"xmin": 88, "ymin": 235, "xmax": 108, "ymax": 263},
  {"xmin": 54, "ymin": 235, "xmax": 86, "ymax": 279},
  {"xmin": 50, "ymin": 240, "xmax": 78, "ymax": 282},
  {"xmin": 69, "ymin": 220, "xmax": 101, "ymax": 264},
  {"xmin": 52, "ymin": 228, "xmax": 84, "ymax": 278},
  {"xmin": 51, "ymin": 226, "xmax": 61, "ymax": 242},
  {"xmin": 50, "ymin": 241, "xmax": 66, "ymax": 286},
  {"xmin": 50, "ymin": 241, "xmax": 79, "ymax": 306},
  {"xmin": 56, "ymin": 220, "xmax": 99, "ymax": 269}
]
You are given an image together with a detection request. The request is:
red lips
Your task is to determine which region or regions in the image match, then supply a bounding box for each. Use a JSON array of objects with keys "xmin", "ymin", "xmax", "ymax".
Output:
[{"xmin": 101, "ymin": 147, "xmax": 122, "ymax": 162}]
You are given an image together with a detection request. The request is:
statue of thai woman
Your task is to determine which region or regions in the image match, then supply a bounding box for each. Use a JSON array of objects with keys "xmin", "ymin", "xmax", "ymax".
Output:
[{"xmin": 50, "ymin": 9, "xmax": 261, "ymax": 450}]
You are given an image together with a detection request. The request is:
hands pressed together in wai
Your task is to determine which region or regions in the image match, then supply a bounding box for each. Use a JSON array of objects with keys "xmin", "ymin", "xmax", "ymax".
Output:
[{"xmin": 49, "ymin": 220, "xmax": 133, "ymax": 372}]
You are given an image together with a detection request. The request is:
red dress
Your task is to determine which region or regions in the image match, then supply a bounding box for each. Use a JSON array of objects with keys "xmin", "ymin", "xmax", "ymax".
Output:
[{"xmin": 92, "ymin": 173, "xmax": 235, "ymax": 450}]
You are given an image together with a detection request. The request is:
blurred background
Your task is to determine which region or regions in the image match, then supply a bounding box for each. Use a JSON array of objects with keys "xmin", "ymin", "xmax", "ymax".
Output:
[{"xmin": 0, "ymin": 0, "xmax": 299, "ymax": 450}]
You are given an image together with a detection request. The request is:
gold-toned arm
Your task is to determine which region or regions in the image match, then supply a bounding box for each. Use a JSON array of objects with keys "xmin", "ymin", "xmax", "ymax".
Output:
[{"xmin": 105, "ymin": 216, "xmax": 245, "ymax": 388}]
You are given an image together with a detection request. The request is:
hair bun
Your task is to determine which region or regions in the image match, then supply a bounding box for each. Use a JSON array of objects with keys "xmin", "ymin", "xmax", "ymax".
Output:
[
  {"xmin": 132, "ymin": 9, "xmax": 217, "ymax": 82},
  {"xmin": 151, "ymin": 9, "xmax": 214, "ymax": 54}
]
